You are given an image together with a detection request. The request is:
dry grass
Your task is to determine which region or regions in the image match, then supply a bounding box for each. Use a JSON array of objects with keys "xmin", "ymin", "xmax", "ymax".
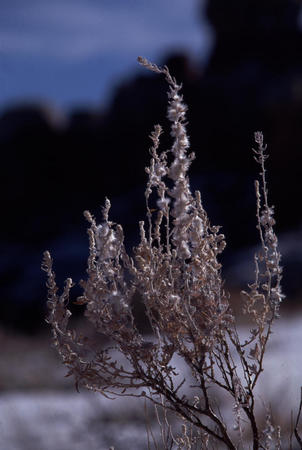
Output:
[{"xmin": 42, "ymin": 58, "xmax": 301, "ymax": 449}]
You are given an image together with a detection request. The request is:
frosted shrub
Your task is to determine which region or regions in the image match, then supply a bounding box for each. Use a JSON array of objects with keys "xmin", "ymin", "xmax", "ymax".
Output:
[{"xmin": 42, "ymin": 58, "xmax": 301, "ymax": 449}]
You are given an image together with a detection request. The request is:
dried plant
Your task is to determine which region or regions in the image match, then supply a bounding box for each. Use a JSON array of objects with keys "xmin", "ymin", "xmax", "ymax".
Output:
[{"xmin": 42, "ymin": 57, "xmax": 299, "ymax": 449}]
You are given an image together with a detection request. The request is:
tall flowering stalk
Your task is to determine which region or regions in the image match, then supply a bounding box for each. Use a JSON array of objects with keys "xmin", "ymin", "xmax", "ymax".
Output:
[{"xmin": 42, "ymin": 58, "xmax": 289, "ymax": 449}]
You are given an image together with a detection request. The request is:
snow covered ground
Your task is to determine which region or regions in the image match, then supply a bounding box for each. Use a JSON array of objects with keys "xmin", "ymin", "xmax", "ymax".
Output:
[
  {"xmin": 0, "ymin": 392, "xmax": 152, "ymax": 450},
  {"xmin": 0, "ymin": 315, "xmax": 301, "ymax": 449}
]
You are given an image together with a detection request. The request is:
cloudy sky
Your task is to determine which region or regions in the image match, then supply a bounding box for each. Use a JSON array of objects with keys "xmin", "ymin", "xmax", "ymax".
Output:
[{"xmin": 0, "ymin": 0, "xmax": 211, "ymax": 111}]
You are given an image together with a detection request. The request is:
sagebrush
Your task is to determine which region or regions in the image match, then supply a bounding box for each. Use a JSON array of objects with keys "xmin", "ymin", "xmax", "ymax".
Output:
[{"xmin": 42, "ymin": 57, "xmax": 301, "ymax": 449}]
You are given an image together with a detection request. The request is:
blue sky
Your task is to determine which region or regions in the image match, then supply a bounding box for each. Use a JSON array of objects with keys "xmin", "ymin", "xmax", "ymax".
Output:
[{"xmin": 0, "ymin": 0, "xmax": 212, "ymax": 111}]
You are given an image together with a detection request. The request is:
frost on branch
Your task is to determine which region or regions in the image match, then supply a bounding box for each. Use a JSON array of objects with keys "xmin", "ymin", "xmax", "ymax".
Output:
[{"xmin": 43, "ymin": 58, "xmax": 285, "ymax": 449}]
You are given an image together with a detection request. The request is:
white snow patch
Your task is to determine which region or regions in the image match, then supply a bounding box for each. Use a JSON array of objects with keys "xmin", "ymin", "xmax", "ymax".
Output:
[{"xmin": 0, "ymin": 316, "xmax": 301, "ymax": 449}]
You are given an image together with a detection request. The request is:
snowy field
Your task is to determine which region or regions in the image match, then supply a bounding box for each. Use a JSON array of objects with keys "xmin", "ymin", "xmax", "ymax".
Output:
[
  {"xmin": 0, "ymin": 315, "xmax": 301, "ymax": 450},
  {"xmin": 0, "ymin": 392, "xmax": 152, "ymax": 450}
]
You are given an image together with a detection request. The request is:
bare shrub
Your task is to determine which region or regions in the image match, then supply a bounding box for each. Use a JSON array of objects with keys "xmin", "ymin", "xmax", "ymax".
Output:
[{"xmin": 42, "ymin": 57, "xmax": 300, "ymax": 449}]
